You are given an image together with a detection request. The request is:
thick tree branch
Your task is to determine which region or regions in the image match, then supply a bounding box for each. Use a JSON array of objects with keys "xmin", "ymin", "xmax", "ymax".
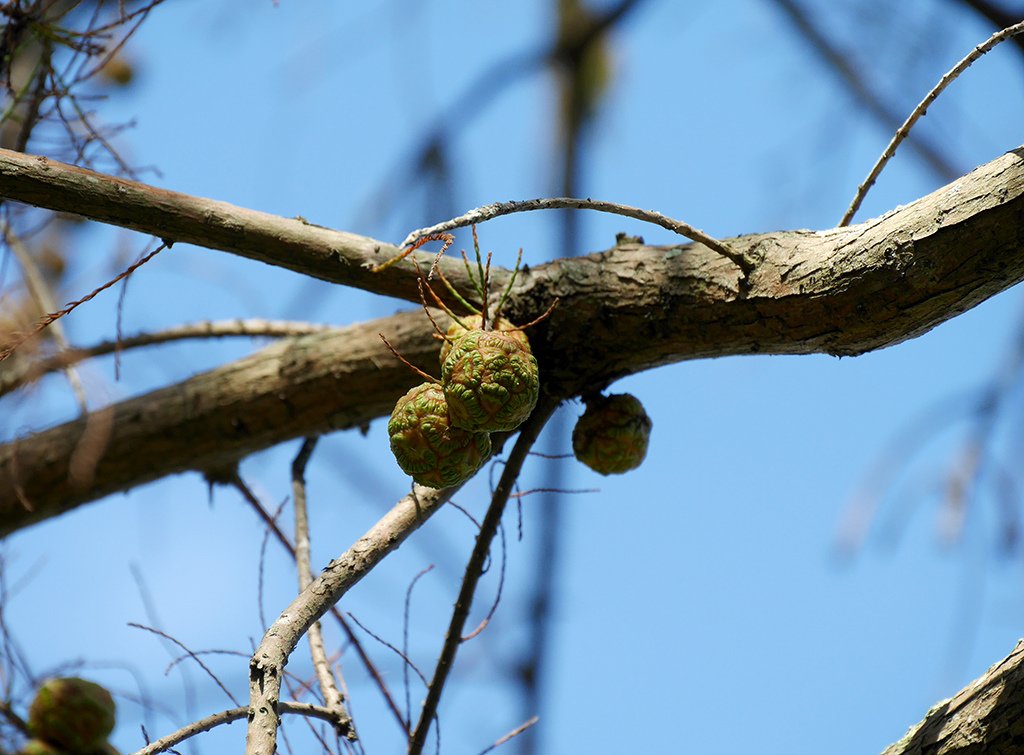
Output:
[
  {"xmin": 2, "ymin": 147, "xmax": 1024, "ymax": 534},
  {"xmin": 0, "ymin": 147, "xmax": 491, "ymax": 302},
  {"xmin": 882, "ymin": 639, "xmax": 1024, "ymax": 754}
]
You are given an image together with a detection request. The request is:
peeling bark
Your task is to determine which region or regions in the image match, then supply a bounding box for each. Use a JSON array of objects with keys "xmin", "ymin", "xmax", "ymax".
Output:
[{"xmin": 1, "ymin": 147, "xmax": 1024, "ymax": 535}]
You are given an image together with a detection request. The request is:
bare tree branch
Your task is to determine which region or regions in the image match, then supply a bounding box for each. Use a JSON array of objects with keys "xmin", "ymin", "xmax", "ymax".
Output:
[
  {"xmin": 957, "ymin": 0, "xmax": 1024, "ymax": 56},
  {"xmin": 0, "ymin": 147, "xmax": 488, "ymax": 303},
  {"xmin": 399, "ymin": 197, "xmax": 750, "ymax": 274},
  {"xmin": 2, "ymin": 146, "xmax": 1024, "ymax": 534},
  {"xmin": 1, "ymin": 220, "xmax": 87, "ymax": 410},
  {"xmin": 840, "ymin": 18, "xmax": 1024, "ymax": 225}
]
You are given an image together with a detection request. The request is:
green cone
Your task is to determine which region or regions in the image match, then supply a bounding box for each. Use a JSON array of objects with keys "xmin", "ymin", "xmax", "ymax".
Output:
[
  {"xmin": 572, "ymin": 393, "xmax": 652, "ymax": 475},
  {"xmin": 442, "ymin": 329, "xmax": 539, "ymax": 432},
  {"xmin": 28, "ymin": 678, "xmax": 115, "ymax": 754},
  {"xmin": 438, "ymin": 314, "xmax": 531, "ymax": 365},
  {"xmin": 388, "ymin": 382, "xmax": 492, "ymax": 488}
]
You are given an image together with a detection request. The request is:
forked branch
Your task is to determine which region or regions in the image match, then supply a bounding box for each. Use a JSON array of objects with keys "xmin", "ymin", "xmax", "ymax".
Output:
[{"xmin": 245, "ymin": 483, "xmax": 457, "ymax": 753}]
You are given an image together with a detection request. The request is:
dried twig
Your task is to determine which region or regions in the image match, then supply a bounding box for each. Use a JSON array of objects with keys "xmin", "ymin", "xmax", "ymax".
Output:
[
  {"xmin": 229, "ymin": 471, "xmax": 404, "ymax": 736},
  {"xmin": 1, "ymin": 221, "xmax": 88, "ymax": 411},
  {"xmin": 400, "ymin": 198, "xmax": 750, "ymax": 274},
  {"xmin": 346, "ymin": 612, "xmax": 429, "ymax": 689},
  {"xmin": 0, "ymin": 240, "xmax": 167, "ymax": 363},
  {"xmin": 126, "ymin": 623, "xmax": 238, "ymax": 707},
  {"xmin": 840, "ymin": 18, "xmax": 1024, "ymax": 226}
]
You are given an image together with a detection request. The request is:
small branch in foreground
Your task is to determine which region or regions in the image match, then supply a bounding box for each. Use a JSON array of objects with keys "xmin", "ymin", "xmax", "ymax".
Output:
[
  {"xmin": 399, "ymin": 198, "xmax": 752, "ymax": 275},
  {"xmin": 245, "ymin": 482, "xmax": 459, "ymax": 754},
  {"xmin": 0, "ymin": 699, "xmax": 30, "ymax": 736},
  {"xmin": 407, "ymin": 398, "xmax": 558, "ymax": 755},
  {"xmin": 133, "ymin": 701, "xmax": 347, "ymax": 755},
  {"xmin": 225, "ymin": 471, "xmax": 406, "ymax": 736},
  {"xmin": 840, "ymin": 18, "xmax": 1024, "ymax": 226}
]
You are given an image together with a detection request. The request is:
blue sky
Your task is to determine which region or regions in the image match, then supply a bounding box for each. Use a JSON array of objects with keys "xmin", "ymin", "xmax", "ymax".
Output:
[{"xmin": 5, "ymin": 1, "xmax": 1024, "ymax": 753}]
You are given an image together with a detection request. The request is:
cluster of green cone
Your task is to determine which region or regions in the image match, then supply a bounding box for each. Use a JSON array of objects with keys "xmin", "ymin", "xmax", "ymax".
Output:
[
  {"xmin": 388, "ymin": 315, "xmax": 539, "ymax": 489},
  {"xmin": 22, "ymin": 678, "xmax": 118, "ymax": 754},
  {"xmin": 381, "ymin": 229, "xmax": 652, "ymax": 486}
]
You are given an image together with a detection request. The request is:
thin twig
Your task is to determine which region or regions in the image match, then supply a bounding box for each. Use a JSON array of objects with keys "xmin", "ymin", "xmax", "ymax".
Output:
[
  {"xmin": 840, "ymin": 18, "xmax": 1024, "ymax": 226},
  {"xmin": 476, "ymin": 716, "xmax": 540, "ymax": 755},
  {"xmin": 509, "ymin": 487, "xmax": 598, "ymax": 498},
  {"xmin": 379, "ymin": 333, "xmax": 439, "ymax": 383},
  {"xmin": 399, "ymin": 198, "xmax": 750, "ymax": 274},
  {"xmin": 346, "ymin": 612, "xmax": 429, "ymax": 689},
  {"xmin": 292, "ymin": 437, "xmax": 356, "ymax": 739},
  {"xmin": 0, "ymin": 699, "xmax": 29, "ymax": 736},
  {"xmin": 403, "ymin": 564, "xmax": 435, "ymax": 729},
  {"xmin": 256, "ymin": 495, "xmax": 289, "ymax": 631},
  {"xmin": 133, "ymin": 701, "xmax": 347, "ymax": 755},
  {"xmin": 164, "ymin": 649, "xmax": 248, "ymax": 675},
  {"xmin": 407, "ymin": 398, "xmax": 557, "ymax": 755},
  {"xmin": 0, "ymin": 318, "xmax": 334, "ymax": 397},
  {"xmin": 126, "ymin": 623, "xmax": 238, "ymax": 707},
  {"xmin": 461, "ymin": 518, "xmax": 507, "ymax": 642}
]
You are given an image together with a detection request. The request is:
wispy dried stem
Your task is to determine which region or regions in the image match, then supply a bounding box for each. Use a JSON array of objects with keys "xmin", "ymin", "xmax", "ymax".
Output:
[
  {"xmin": 477, "ymin": 716, "xmax": 540, "ymax": 755},
  {"xmin": 0, "ymin": 240, "xmax": 167, "ymax": 363},
  {"xmin": 226, "ymin": 471, "xmax": 402, "ymax": 735},
  {"xmin": 126, "ymin": 622, "xmax": 238, "ymax": 707}
]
